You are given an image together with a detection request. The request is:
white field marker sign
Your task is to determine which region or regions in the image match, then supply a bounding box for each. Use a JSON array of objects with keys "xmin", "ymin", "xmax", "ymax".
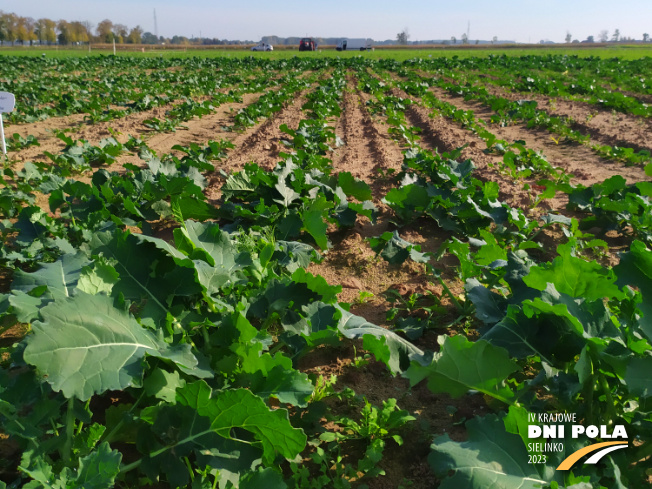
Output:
[{"xmin": 0, "ymin": 92, "xmax": 16, "ymax": 155}]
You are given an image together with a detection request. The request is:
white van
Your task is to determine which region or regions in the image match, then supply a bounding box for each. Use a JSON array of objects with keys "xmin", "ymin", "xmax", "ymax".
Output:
[{"xmin": 336, "ymin": 39, "xmax": 373, "ymax": 51}]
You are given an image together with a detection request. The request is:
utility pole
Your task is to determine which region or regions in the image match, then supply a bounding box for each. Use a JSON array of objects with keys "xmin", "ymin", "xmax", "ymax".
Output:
[{"xmin": 153, "ymin": 9, "xmax": 158, "ymax": 39}]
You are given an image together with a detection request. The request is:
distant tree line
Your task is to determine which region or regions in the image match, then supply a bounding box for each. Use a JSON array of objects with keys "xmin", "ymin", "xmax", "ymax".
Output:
[
  {"xmin": 0, "ymin": 11, "xmax": 649, "ymax": 47},
  {"xmin": 0, "ymin": 11, "xmax": 257, "ymax": 46}
]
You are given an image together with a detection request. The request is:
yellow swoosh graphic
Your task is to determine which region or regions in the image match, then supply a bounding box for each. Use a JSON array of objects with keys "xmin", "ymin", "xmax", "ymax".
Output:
[{"xmin": 557, "ymin": 441, "xmax": 628, "ymax": 470}]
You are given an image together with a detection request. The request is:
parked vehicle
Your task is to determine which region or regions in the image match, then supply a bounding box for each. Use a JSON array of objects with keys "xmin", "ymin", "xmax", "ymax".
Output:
[
  {"xmin": 299, "ymin": 38, "xmax": 317, "ymax": 51},
  {"xmin": 336, "ymin": 38, "xmax": 373, "ymax": 51},
  {"xmin": 251, "ymin": 42, "xmax": 273, "ymax": 51}
]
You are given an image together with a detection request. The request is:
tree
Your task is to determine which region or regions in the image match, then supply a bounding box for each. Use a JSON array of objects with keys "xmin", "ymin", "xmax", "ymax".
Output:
[
  {"xmin": 96, "ymin": 19, "xmax": 113, "ymax": 42},
  {"xmin": 57, "ymin": 19, "xmax": 71, "ymax": 44},
  {"xmin": 141, "ymin": 31, "xmax": 158, "ymax": 44},
  {"xmin": 565, "ymin": 31, "xmax": 572, "ymax": 43},
  {"xmin": 0, "ymin": 12, "xmax": 19, "ymax": 45},
  {"xmin": 396, "ymin": 28, "xmax": 410, "ymax": 45},
  {"xmin": 35, "ymin": 18, "xmax": 56, "ymax": 44},
  {"xmin": 644, "ymin": 33, "xmax": 650, "ymax": 42},
  {"xmin": 598, "ymin": 30, "xmax": 609, "ymax": 42},
  {"xmin": 586, "ymin": 35, "xmax": 594, "ymax": 43},
  {"xmin": 492, "ymin": 36, "xmax": 498, "ymax": 44},
  {"xmin": 461, "ymin": 33, "xmax": 468, "ymax": 44},
  {"xmin": 15, "ymin": 16, "xmax": 33, "ymax": 44},
  {"xmin": 451, "ymin": 36, "xmax": 456, "ymax": 44},
  {"xmin": 114, "ymin": 23, "xmax": 128, "ymax": 43},
  {"xmin": 612, "ymin": 29, "xmax": 620, "ymax": 42},
  {"xmin": 127, "ymin": 25, "xmax": 142, "ymax": 44},
  {"xmin": 70, "ymin": 21, "xmax": 89, "ymax": 43}
]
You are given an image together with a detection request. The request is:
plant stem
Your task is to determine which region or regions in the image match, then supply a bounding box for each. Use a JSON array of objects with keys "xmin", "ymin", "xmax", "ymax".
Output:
[
  {"xmin": 101, "ymin": 391, "xmax": 145, "ymax": 445},
  {"xmin": 63, "ymin": 398, "xmax": 75, "ymax": 463},
  {"xmin": 597, "ymin": 372, "xmax": 618, "ymax": 426}
]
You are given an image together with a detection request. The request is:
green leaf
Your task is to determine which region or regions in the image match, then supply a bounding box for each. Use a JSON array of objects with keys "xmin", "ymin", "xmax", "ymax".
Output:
[
  {"xmin": 274, "ymin": 241, "xmax": 319, "ymax": 273},
  {"xmin": 524, "ymin": 243, "xmax": 624, "ymax": 301},
  {"xmin": 144, "ymin": 368, "xmax": 186, "ymax": 403},
  {"xmin": 625, "ymin": 356, "xmax": 652, "ymax": 398},
  {"xmin": 74, "ymin": 442, "xmax": 122, "ymax": 488},
  {"xmin": 172, "ymin": 221, "xmax": 249, "ymax": 295},
  {"xmin": 338, "ymin": 172, "xmax": 372, "ymax": 201},
  {"xmin": 240, "ymin": 467, "xmax": 287, "ymax": 489},
  {"xmin": 406, "ymin": 335, "xmax": 518, "ymax": 404},
  {"xmin": 23, "ymin": 293, "xmax": 198, "ymax": 400},
  {"xmin": 274, "ymin": 164, "xmax": 301, "ymax": 207},
  {"xmin": 615, "ymin": 240, "xmax": 652, "ymax": 336},
  {"xmin": 383, "ymin": 184, "xmax": 430, "ymax": 223},
  {"xmin": 430, "ymin": 414, "xmax": 548, "ymax": 489},
  {"xmin": 301, "ymin": 195, "xmax": 332, "ymax": 250},
  {"xmin": 336, "ymin": 306, "xmax": 426, "ymax": 374},
  {"xmin": 77, "ymin": 259, "xmax": 120, "ymax": 296},
  {"xmin": 291, "ymin": 268, "xmax": 341, "ymax": 303},
  {"xmin": 11, "ymin": 252, "xmax": 90, "ymax": 312},
  {"xmin": 369, "ymin": 231, "xmax": 428, "ymax": 265},
  {"xmin": 465, "ymin": 279, "xmax": 507, "ymax": 325},
  {"xmin": 176, "ymin": 381, "xmax": 307, "ymax": 464},
  {"xmin": 172, "ymin": 196, "xmax": 220, "ymax": 221},
  {"xmin": 91, "ymin": 230, "xmax": 201, "ymax": 325},
  {"xmin": 237, "ymin": 359, "xmax": 314, "ymax": 407}
]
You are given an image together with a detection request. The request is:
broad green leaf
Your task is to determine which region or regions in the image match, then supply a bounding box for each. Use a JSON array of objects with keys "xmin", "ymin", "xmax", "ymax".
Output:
[
  {"xmin": 274, "ymin": 164, "xmax": 301, "ymax": 207},
  {"xmin": 23, "ymin": 293, "xmax": 198, "ymax": 400},
  {"xmin": 74, "ymin": 442, "xmax": 122, "ymax": 488},
  {"xmin": 8, "ymin": 291, "xmax": 43, "ymax": 323},
  {"xmin": 172, "ymin": 196, "xmax": 220, "ymax": 221},
  {"xmin": 291, "ymin": 268, "xmax": 341, "ymax": 303},
  {"xmin": 12, "ymin": 252, "xmax": 89, "ymax": 300},
  {"xmin": 524, "ymin": 243, "xmax": 624, "ymax": 301},
  {"xmin": 176, "ymin": 381, "xmax": 307, "ymax": 464},
  {"xmin": 465, "ymin": 278, "xmax": 507, "ymax": 325},
  {"xmin": 91, "ymin": 230, "xmax": 201, "ymax": 324},
  {"xmin": 222, "ymin": 170, "xmax": 256, "ymax": 199},
  {"xmin": 338, "ymin": 172, "xmax": 372, "ymax": 201},
  {"xmin": 336, "ymin": 306, "xmax": 426, "ymax": 374},
  {"xmin": 430, "ymin": 415, "xmax": 549, "ymax": 489},
  {"xmin": 625, "ymin": 357, "xmax": 652, "ymax": 398},
  {"xmin": 237, "ymin": 360, "xmax": 314, "ymax": 407},
  {"xmin": 383, "ymin": 184, "xmax": 430, "ymax": 223},
  {"xmin": 240, "ymin": 468, "xmax": 287, "ymax": 489},
  {"xmin": 144, "ymin": 368, "xmax": 186, "ymax": 403},
  {"xmin": 301, "ymin": 195, "xmax": 332, "ymax": 249},
  {"xmin": 368, "ymin": 231, "xmax": 428, "ymax": 265},
  {"xmin": 406, "ymin": 335, "xmax": 518, "ymax": 404},
  {"xmin": 77, "ymin": 259, "xmax": 120, "ymax": 296},
  {"xmin": 615, "ymin": 240, "xmax": 652, "ymax": 338}
]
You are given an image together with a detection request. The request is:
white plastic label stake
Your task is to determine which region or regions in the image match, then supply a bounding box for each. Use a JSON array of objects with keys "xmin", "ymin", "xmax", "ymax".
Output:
[
  {"xmin": 0, "ymin": 92, "xmax": 15, "ymax": 113},
  {"xmin": 0, "ymin": 115, "xmax": 5, "ymax": 155},
  {"xmin": 0, "ymin": 92, "xmax": 15, "ymax": 155}
]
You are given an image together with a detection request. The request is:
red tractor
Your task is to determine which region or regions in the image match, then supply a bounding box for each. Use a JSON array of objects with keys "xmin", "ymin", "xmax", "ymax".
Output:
[{"xmin": 299, "ymin": 38, "xmax": 317, "ymax": 51}]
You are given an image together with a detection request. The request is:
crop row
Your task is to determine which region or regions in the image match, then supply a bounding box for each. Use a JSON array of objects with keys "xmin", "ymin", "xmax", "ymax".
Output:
[{"xmin": 391, "ymin": 63, "xmax": 651, "ymax": 167}]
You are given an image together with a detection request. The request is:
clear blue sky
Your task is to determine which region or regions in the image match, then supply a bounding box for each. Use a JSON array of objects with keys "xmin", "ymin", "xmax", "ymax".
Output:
[{"xmin": 4, "ymin": 0, "xmax": 651, "ymax": 42}]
